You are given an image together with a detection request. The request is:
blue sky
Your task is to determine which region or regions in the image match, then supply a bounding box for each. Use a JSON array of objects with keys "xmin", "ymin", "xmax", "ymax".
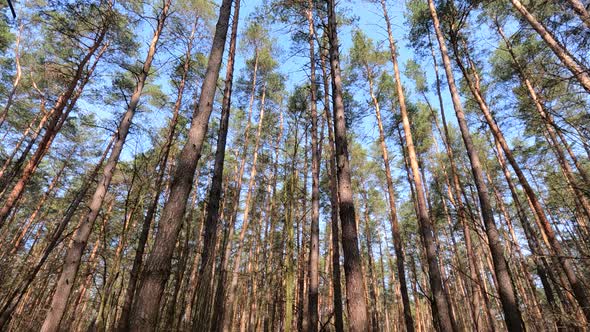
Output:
[{"xmin": 93, "ymin": 0, "xmax": 469, "ymax": 165}]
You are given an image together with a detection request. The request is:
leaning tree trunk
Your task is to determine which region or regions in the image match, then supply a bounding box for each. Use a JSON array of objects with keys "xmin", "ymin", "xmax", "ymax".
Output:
[
  {"xmin": 427, "ymin": 0, "xmax": 525, "ymax": 330},
  {"xmin": 491, "ymin": 22, "xmax": 590, "ymax": 323},
  {"xmin": 425, "ymin": 31, "xmax": 489, "ymax": 331},
  {"xmin": 212, "ymin": 48, "xmax": 259, "ymax": 332},
  {"xmin": 192, "ymin": 0, "xmax": 240, "ymax": 328},
  {"xmin": 0, "ymin": 136, "xmax": 113, "ymax": 329},
  {"xmin": 0, "ymin": 25, "xmax": 108, "ymax": 226},
  {"xmin": 509, "ymin": 0, "xmax": 590, "ymax": 93},
  {"xmin": 116, "ymin": 13, "xmax": 199, "ymax": 332},
  {"xmin": 222, "ymin": 85, "xmax": 267, "ymax": 332},
  {"xmin": 39, "ymin": 3, "xmax": 171, "ymax": 330},
  {"xmin": 128, "ymin": 0, "xmax": 232, "ymax": 329}
]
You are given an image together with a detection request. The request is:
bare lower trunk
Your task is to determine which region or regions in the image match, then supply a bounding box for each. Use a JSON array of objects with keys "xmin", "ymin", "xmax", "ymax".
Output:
[
  {"xmin": 366, "ymin": 53, "xmax": 414, "ymax": 331},
  {"xmin": 326, "ymin": 0, "xmax": 369, "ymax": 329},
  {"xmin": 318, "ymin": 32, "xmax": 344, "ymax": 332},
  {"xmin": 306, "ymin": 2, "xmax": 321, "ymax": 330},
  {"xmin": 360, "ymin": 188, "xmax": 379, "ymax": 332},
  {"xmin": 0, "ymin": 137, "xmax": 113, "ymax": 329},
  {"xmin": 211, "ymin": 200, "xmax": 236, "ymax": 331},
  {"xmin": 9, "ymin": 155, "xmax": 69, "ymax": 255},
  {"xmin": 116, "ymin": 47, "xmax": 188, "ymax": 331},
  {"xmin": 489, "ymin": 23, "xmax": 590, "ymax": 322}
]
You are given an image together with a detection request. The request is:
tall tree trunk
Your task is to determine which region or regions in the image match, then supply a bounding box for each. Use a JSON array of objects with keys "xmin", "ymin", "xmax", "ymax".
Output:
[
  {"xmin": 425, "ymin": 31, "xmax": 488, "ymax": 332},
  {"xmin": 211, "ymin": 193, "xmax": 237, "ymax": 332},
  {"xmin": 210, "ymin": 74, "xmax": 260, "ymax": 331},
  {"xmin": 297, "ymin": 138, "xmax": 309, "ymax": 332},
  {"xmin": 128, "ymin": 0, "xmax": 232, "ymax": 329},
  {"xmin": 213, "ymin": 42, "xmax": 259, "ymax": 332},
  {"xmin": 164, "ymin": 216, "xmax": 192, "ymax": 331},
  {"xmin": 96, "ymin": 178, "xmax": 142, "ymax": 332},
  {"xmin": 0, "ymin": 136, "xmax": 113, "ymax": 329},
  {"xmin": 66, "ymin": 236, "xmax": 102, "ymax": 331},
  {"xmin": 306, "ymin": 1, "xmax": 321, "ymax": 330},
  {"xmin": 319, "ymin": 30, "xmax": 344, "ymax": 332},
  {"xmin": 495, "ymin": 21, "xmax": 590, "ymax": 223},
  {"xmin": 360, "ymin": 188, "xmax": 379, "ymax": 332},
  {"xmin": 285, "ymin": 119, "xmax": 301, "ymax": 332},
  {"xmin": 258, "ymin": 110, "xmax": 283, "ymax": 331},
  {"xmin": 366, "ymin": 46, "xmax": 414, "ymax": 331},
  {"xmin": 39, "ymin": 3, "xmax": 170, "ymax": 329},
  {"xmin": 386, "ymin": 3, "xmax": 455, "ymax": 330},
  {"xmin": 191, "ymin": 0, "xmax": 239, "ymax": 328},
  {"xmin": 375, "ymin": 231, "xmax": 391, "ymax": 332},
  {"xmin": 116, "ymin": 14, "xmax": 198, "ymax": 329},
  {"xmin": 326, "ymin": 0, "xmax": 369, "ymax": 329},
  {"xmin": 427, "ymin": 1, "xmax": 525, "ymax": 330},
  {"xmin": 8, "ymin": 154, "xmax": 69, "ymax": 256}
]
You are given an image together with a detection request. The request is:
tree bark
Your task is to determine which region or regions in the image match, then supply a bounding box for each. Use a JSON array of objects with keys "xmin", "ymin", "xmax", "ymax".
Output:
[
  {"xmin": 8, "ymin": 154, "xmax": 69, "ymax": 256},
  {"xmin": 326, "ymin": 0, "xmax": 369, "ymax": 329},
  {"xmin": 116, "ymin": 16, "xmax": 197, "ymax": 332},
  {"xmin": 222, "ymin": 85, "xmax": 267, "ymax": 332},
  {"xmin": 212, "ymin": 47, "xmax": 259, "ymax": 331},
  {"xmin": 365, "ymin": 40, "xmax": 414, "ymax": 330},
  {"xmin": 425, "ymin": 31, "xmax": 489, "ymax": 332},
  {"xmin": 566, "ymin": 0, "xmax": 590, "ymax": 29},
  {"xmin": 306, "ymin": 1, "xmax": 321, "ymax": 330},
  {"xmin": 318, "ymin": 30, "xmax": 344, "ymax": 332},
  {"xmin": 128, "ymin": 0, "xmax": 232, "ymax": 329},
  {"xmin": 360, "ymin": 188, "xmax": 379, "ymax": 332},
  {"xmin": 192, "ymin": 0, "xmax": 240, "ymax": 328},
  {"xmin": 0, "ymin": 136, "xmax": 113, "ymax": 329}
]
